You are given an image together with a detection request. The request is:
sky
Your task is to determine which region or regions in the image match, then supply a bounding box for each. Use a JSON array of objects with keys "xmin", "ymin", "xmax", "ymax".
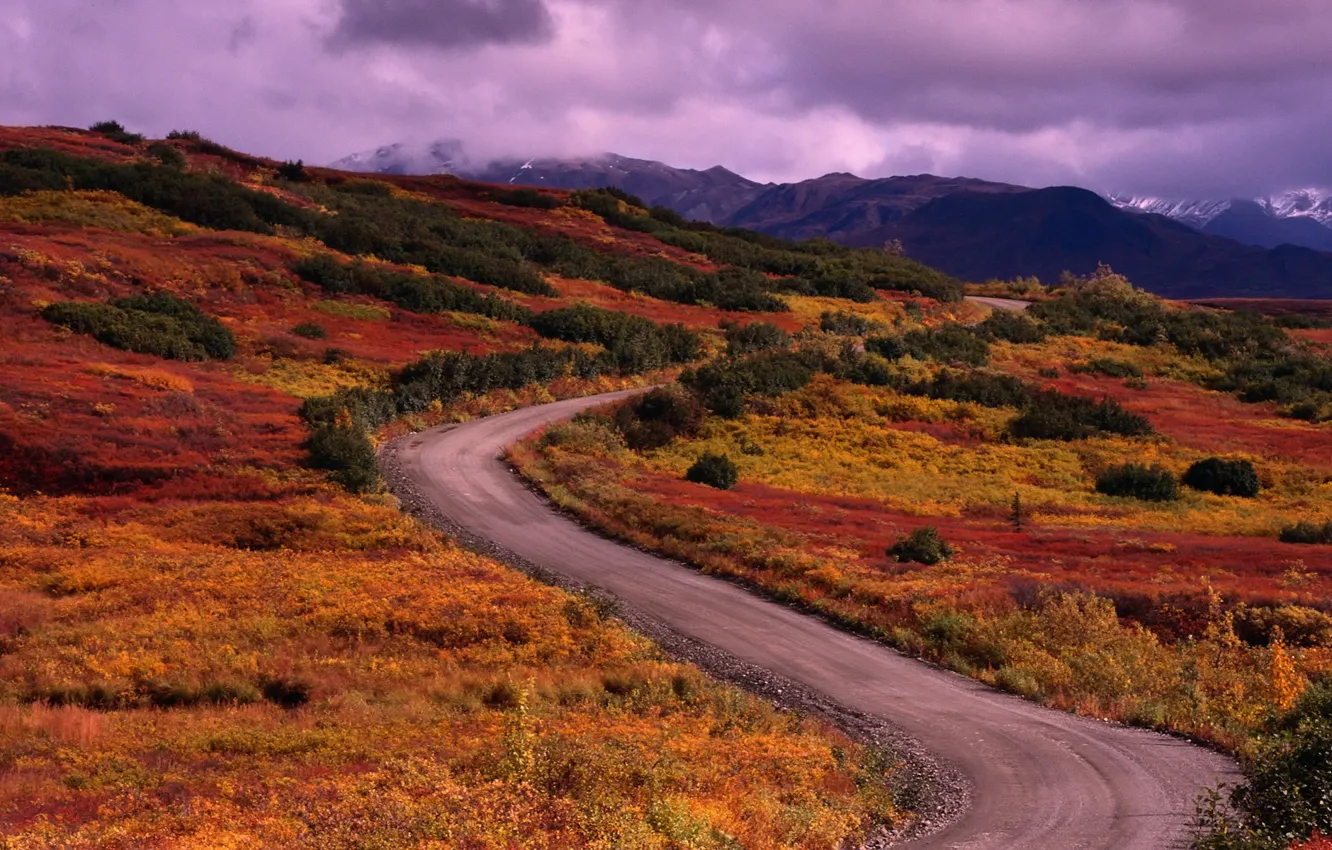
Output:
[{"xmin": 2, "ymin": 0, "xmax": 1330, "ymax": 196}]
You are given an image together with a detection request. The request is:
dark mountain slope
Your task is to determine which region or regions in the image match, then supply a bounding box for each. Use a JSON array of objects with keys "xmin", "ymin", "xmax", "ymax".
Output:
[
  {"xmin": 722, "ymin": 173, "xmax": 1028, "ymax": 243},
  {"xmin": 876, "ymin": 187, "xmax": 1332, "ymax": 298}
]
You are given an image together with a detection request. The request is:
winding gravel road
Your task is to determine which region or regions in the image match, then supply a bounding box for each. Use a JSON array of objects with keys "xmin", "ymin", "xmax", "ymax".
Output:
[{"xmin": 391, "ymin": 391, "xmax": 1238, "ymax": 849}]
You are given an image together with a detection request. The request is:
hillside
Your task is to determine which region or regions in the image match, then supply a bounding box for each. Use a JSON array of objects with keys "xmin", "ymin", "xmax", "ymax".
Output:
[{"xmin": 0, "ymin": 124, "xmax": 926, "ymax": 845}]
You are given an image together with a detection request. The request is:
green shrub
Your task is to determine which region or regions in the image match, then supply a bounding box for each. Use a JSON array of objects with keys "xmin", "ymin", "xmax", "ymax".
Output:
[
  {"xmin": 147, "ymin": 142, "xmax": 187, "ymax": 169},
  {"xmin": 528, "ymin": 304, "xmax": 699, "ymax": 372},
  {"xmin": 277, "ymin": 160, "xmax": 310, "ymax": 182},
  {"xmin": 1072, "ymin": 357, "xmax": 1143, "ymax": 379},
  {"xmin": 1095, "ymin": 463, "xmax": 1179, "ymax": 502},
  {"xmin": 682, "ymin": 350, "xmax": 818, "ymax": 418},
  {"xmin": 305, "ymin": 424, "xmax": 380, "ymax": 493},
  {"xmin": 488, "ymin": 187, "xmax": 559, "ymax": 210},
  {"xmin": 1182, "ymin": 458, "xmax": 1261, "ymax": 498},
  {"xmin": 89, "ymin": 120, "xmax": 143, "ymax": 145},
  {"xmin": 685, "ymin": 452, "xmax": 738, "ymax": 490},
  {"xmin": 613, "ymin": 386, "xmax": 705, "ymax": 451},
  {"xmin": 1010, "ymin": 391, "xmax": 1154, "ymax": 441},
  {"xmin": 291, "ymin": 321, "xmax": 328, "ymax": 340},
  {"xmin": 1279, "ymin": 521, "xmax": 1332, "ymax": 545},
  {"xmin": 725, "ymin": 321, "xmax": 791, "ymax": 357},
  {"xmin": 867, "ymin": 325, "xmax": 990, "ymax": 367},
  {"xmin": 42, "ymin": 293, "xmax": 236, "ymax": 361},
  {"xmin": 979, "ymin": 310, "xmax": 1046, "ymax": 344},
  {"xmin": 819, "ymin": 310, "xmax": 877, "ymax": 336},
  {"xmin": 888, "ymin": 527, "xmax": 954, "ymax": 565},
  {"xmin": 901, "ymin": 369, "xmax": 1032, "ymax": 408}
]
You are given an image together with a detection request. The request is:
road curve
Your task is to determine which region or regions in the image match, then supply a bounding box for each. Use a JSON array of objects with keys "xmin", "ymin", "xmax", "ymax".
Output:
[{"xmin": 393, "ymin": 391, "xmax": 1237, "ymax": 849}]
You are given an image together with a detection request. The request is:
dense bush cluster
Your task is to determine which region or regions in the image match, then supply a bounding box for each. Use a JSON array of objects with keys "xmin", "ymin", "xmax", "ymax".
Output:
[
  {"xmin": 612, "ymin": 386, "xmax": 705, "ymax": 451},
  {"xmin": 1071, "ymin": 357, "xmax": 1143, "ymax": 379},
  {"xmin": 42, "ymin": 292, "xmax": 236, "ymax": 361},
  {"xmin": 292, "ymin": 254, "xmax": 533, "ymax": 323},
  {"xmin": 1009, "ymin": 391, "xmax": 1154, "ymax": 441},
  {"xmin": 978, "ymin": 309, "xmax": 1046, "ymax": 344},
  {"xmin": 89, "ymin": 120, "xmax": 144, "ymax": 145},
  {"xmin": 1182, "ymin": 458, "xmax": 1261, "ymax": 498},
  {"xmin": 819, "ymin": 310, "xmax": 879, "ymax": 337},
  {"xmin": 888, "ymin": 527, "xmax": 954, "ymax": 565},
  {"xmin": 1095, "ymin": 463, "xmax": 1180, "ymax": 502},
  {"xmin": 1280, "ymin": 521, "xmax": 1332, "ymax": 545},
  {"xmin": 527, "ymin": 304, "xmax": 700, "ymax": 372},
  {"xmin": 725, "ymin": 321, "xmax": 792, "ymax": 357},
  {"xmin": 685, "ymin": 452, "xmax": 739, "ymax": 490},
  {"xmin": 682, "ymin": 350, "xmax": 820, "ymax": 418},
  {"xmin": 866, "ymin": 325, "xmax": 990, "ymax": 367}
]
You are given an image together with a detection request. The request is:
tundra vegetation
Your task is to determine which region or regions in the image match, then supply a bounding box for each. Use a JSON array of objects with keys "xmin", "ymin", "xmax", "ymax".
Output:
[{"xmin": 0, "ymin": 125, "xmax": 911, "ymax": 847}]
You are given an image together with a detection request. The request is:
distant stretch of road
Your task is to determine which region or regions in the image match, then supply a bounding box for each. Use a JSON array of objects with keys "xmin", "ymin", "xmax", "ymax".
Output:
[
  {"xmin": 392, "ymin": 389, "xmax": 1237, "ymax": 849},
  {"xmin": 965, "ymin": 295, "xmax": 1033, "ymax": 312}
]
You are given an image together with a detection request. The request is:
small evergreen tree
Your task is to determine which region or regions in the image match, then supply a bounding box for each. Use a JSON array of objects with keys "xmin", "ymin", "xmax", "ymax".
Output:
[
  {"xmin": 1010, "ymin": 492, "xmax": 1024, "ymax": 530},
  {"xmin": 888, "ymin": 527, "xmax": 954, "ymax": 565}
]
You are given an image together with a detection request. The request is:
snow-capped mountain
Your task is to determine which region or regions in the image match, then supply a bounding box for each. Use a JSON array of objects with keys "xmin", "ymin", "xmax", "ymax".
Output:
[
  {"xmin": 1108, "ymin": 189, "xmax": 1332, "ymax": 251},
  {"xmin": 1110, "ymin": 189, "xmax": 1332, "ymax": 228},
  {"xmin": 1261, "ymin": 188, "xmax": 1332, "ymax": 226},
  {"xmin": 1105, "ymin": 196, "xmax": 1235, "ymax": 229}
]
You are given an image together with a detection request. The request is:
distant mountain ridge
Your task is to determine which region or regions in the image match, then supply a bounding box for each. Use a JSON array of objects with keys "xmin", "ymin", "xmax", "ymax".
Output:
[
  {"xmin": 331, "ymin": 141, "xmax": 1332, "ymax": 298},
  {"xmin": 1107, "ymin": 189, "xmax": 1332, "ymax": 251}
]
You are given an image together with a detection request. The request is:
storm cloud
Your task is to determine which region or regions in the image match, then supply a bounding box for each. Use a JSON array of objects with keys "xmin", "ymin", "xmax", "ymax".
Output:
[
  {"xmin": 329, "ymin": 0, "xmax": 555, "ymax": 50},
  {"xmin": 1, "ymin": 0, "xmax": 1329, "ymax": 196}
]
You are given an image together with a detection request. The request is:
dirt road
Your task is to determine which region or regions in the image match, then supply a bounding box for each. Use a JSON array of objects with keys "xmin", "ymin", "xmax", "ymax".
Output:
[{"xmin": 390, "ymin": 390, "xmax": 1237, "ymax": 849}]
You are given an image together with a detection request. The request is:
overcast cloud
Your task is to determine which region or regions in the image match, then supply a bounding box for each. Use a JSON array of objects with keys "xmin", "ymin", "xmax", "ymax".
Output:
[{"xmin": 2, "ymin": 0, "xmax": 1329, "ymax": 195}]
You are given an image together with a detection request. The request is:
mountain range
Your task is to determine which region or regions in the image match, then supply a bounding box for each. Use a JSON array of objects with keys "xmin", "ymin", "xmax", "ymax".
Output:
[{"xmin": 331, "ymin": 141, "xmax": 1332, "ymax": 298}]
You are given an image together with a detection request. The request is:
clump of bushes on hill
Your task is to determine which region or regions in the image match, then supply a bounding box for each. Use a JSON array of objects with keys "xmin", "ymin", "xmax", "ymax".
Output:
[
  {"xmin": 613, "ymin": 386, "xmax": 705, "ymax": 451},
  {"xmin": 89, "ymin": 120, "xmax": 143, "ymax": 145},
  {"xmin": 1194, "ymin": 680, "xmax": 1332, "ymax": 850},
  {"xmin": 1182, "ymin": 458, "xmax": 1261, "ymax": 498},
  {"xmin": 978, "ymin": 310, "xmax": 1046, "ymax": 344},
  {"xmin": 682, "ymin": 350, "xmax": 819, "ymax": 418},
  {"xmin": 1071, "ymin": 357, "xmax": 1143, "ymax": 379},
  {"xmin": 487, "ymin": 187, "xmax": 560, "ymax": 210},
  {"xmin": 528, "ymin": 304, "xmax": 700, "ymax": 372},
  {"xmin": 1009, "ymin": 391, "xmax": 1154, "ymax": 441},
  {"xmin": 888, "ymin": 527, "xmax": 954, "ymax": 565},
  {"xmin": 42, "ymin": 292, "xmax": 236, "ymax": 361},
  {"xmin": 146, "ymin": 142, "xmax": 187, "ymax": 169},
  {"xmin": 1280, "ymin": 521, "xmax": 1332, "ymax": 545},
  {"xmin": 867, "ymin": 325, "xmax": 990, "ymax": 367},
  {"xmin": 725, "ymin": 321, "xmax": 791, "ymax": 357},
  {"xmin": 685, "ymin": 452, "xmax": 738, "ymax": 490},
  {"xmin": 820, "ymin": 310, "xmax": 882, "ymax": 337},
  {"xmin": 1095, "ymin": 463, "xmax": 1180, "ymax": 502},
  {"xmin": 291, "ymin": 254, "xmax": 533, "ymax": 323},
  {"xmin": 305, "ymin": 423, "xmax": 380, "ymax": 493},
  {"xmin": 291, "ymin": 321, "xmax": 328, "ymax": 340}
]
